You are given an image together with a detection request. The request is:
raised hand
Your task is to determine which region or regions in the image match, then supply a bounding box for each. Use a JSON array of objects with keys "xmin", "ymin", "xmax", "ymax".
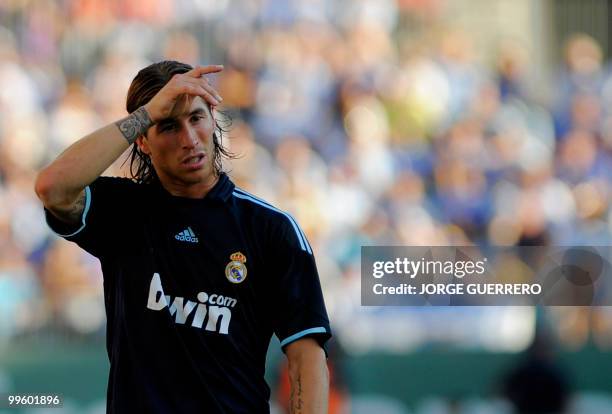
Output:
[{"xmin": 144, "ymin": 65, "xmax": 224, "ymax": 123}]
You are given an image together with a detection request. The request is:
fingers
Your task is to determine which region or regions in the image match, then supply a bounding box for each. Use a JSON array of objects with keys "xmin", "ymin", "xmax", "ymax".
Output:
[
  {"xmin": 186, "ymin": 65, "xmax": 223, "ymax": 100},
  {"xmin": 181, "ymin": 77, "xmax": 222, "ymax": 106},
  {"xmin": 186, "ymin": 64, "xmax": 224, "ymax": 78},
  {"xmin": 152, "ymin": 66, "xmax": 223, "ymax": 120},
  {"xmin": 173, "ymin": 85, "xmax": 219, "ymax": 108},
  {"xmin": 172, "ymin": 66, "xmax": 223, "ymax": 106}
]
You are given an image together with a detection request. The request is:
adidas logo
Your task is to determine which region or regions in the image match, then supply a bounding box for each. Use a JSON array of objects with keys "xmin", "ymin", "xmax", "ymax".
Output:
[{"xmin": 175, "ymin": 227, "xmax": 199, "ymax": 243}]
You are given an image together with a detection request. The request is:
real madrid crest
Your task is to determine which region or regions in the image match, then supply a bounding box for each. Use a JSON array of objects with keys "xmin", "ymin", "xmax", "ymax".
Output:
[{"xmin": 225, "ymin": 252, "xmax": 248, "ymax": 284}]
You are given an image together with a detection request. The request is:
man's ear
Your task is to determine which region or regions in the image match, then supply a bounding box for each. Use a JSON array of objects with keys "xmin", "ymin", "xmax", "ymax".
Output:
[{"xmin": 136, "ymin": 135, "xmax": 151, "ymax": 155}]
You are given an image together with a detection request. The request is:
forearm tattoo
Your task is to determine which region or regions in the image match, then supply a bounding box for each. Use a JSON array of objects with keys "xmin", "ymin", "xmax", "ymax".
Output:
[
  {"xmin": 115, "ymin": 106, "xmax": 154, "ymax": 144},
  {"xmin": 290, "ymin": 374, "xmax": 303, "ymax": 414},
  {"xmin": 66, "ymin": 190, "xmax": 86, "ymax": 223}
]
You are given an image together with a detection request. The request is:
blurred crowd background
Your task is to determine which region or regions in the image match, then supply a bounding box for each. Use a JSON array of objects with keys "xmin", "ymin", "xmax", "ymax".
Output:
[{"xmin": 1, "ymin": 0, "xmax": 612, "ymax": 413}]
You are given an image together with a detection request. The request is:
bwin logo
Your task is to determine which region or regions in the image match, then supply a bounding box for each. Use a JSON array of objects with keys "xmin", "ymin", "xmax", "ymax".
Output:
[
  {"xmin": 175, "ymin": 227, "xmax": 199, "ymax": 243},
  {"xmin": 146, "ymin": 273, "xmax": 237, "ymax": 334}
]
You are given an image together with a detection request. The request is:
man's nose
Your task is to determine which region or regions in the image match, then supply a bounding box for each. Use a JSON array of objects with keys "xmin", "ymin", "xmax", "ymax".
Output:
[{"xmin": 180, "ymin": 126, "xmax": 198, "ymax": 149}]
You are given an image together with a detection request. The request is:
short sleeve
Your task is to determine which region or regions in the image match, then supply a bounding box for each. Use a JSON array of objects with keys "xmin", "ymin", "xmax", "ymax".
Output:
[
  {"xmin": 269, "ymin": 214, "xmax": 332, "ymax": 353},
  {"xmin": 44, "ymin": 177, "xmax": 139, "ymax": 258}
]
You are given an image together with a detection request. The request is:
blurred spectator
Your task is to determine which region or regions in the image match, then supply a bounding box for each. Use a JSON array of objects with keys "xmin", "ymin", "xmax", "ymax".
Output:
[{"xmin": 552, "ymin": 34, "xmax": 606, "ymax": 139}]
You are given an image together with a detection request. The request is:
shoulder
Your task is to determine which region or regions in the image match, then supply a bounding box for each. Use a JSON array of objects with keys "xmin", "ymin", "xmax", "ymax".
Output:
[
  {"xmin": 230, "ymin": 187, "xmax": 299, "ymax": 231},
  {"xmin": 89, "ymin": 176, "xmax": 143, "ymax": 197},
  {"xmin": 230, "ymin": 187, "xmax": 313, "ymax": 254},
  {"xmin": 91, "ymin": 176, "xmax": 139, "ymax": 188},
  {"xmin": 84, "ymin": 176, "xmax": 148, "ymax": 211}
]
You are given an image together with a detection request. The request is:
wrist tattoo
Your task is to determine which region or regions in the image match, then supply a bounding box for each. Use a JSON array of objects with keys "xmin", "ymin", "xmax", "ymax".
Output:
[{"xmin": 115, "ymin": 106, "xmax": 153, "ymax": 144}]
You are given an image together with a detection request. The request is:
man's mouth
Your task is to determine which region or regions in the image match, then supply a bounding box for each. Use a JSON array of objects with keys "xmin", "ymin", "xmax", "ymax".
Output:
[{"xmin": 181, "ymin": 153, "xmax": 206, "ymax": 169}]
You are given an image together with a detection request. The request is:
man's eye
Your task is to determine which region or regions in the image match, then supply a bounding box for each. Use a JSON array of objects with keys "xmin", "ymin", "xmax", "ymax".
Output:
[
  {"xmin": 161, "ymin": 124, "xmax": 177, "ymax": 132},
  {"xmin": 191, "ymin": 115, "xmax": 204, "ymax": 122}
]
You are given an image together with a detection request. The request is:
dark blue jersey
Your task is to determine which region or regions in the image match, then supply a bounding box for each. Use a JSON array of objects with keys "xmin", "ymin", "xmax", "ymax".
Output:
[{"xmin": 44, "ymin": 173, "xmax": 331, "ymax": 413}]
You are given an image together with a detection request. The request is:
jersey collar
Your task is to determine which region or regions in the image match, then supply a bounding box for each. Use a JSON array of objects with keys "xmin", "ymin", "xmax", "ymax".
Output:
[
  {"xmin": 206, "ymin": 172, "xmax": 235, "ymax": 202},
  {"xmin": 152, "ymin": 172, "xmax": 235, "ymax": 203}
]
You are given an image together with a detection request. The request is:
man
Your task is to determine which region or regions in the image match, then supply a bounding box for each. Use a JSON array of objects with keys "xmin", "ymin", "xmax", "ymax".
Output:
[{"xmin": 35, "ymin": 60, "xmax": 331, "ymax": 413}]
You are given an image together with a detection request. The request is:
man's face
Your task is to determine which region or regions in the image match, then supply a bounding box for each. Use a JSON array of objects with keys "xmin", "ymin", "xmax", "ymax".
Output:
[{"xmin": 137, "ymin": 96, "xmax": 216, "ymax": 190}]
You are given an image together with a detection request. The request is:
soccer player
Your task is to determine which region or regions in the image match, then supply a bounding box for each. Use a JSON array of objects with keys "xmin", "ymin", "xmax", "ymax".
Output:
[{"xmin": 35, "ymin": 61, "xmax": 332, "ymax": 413}]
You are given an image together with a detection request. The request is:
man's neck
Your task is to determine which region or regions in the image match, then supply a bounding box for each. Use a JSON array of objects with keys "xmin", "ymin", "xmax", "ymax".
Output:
[{"xmin": 160, "ymin": 173, "xmax": 219, "ymax": 199}]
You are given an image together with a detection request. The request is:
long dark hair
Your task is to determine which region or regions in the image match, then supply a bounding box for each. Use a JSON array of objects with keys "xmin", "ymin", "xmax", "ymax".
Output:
[{"xmin": 125, "ymin": 60, "xmax": 233, "ymax": 184}]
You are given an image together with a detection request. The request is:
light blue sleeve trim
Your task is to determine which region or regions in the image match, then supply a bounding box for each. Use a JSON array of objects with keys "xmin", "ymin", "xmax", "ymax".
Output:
[
  {"xmin": 50, "ymin": 186, "xmax": 92, "ymax": 238},
  {"xmin": 279, "ymin": 327, "xmax": 327, "ymax": 348}
]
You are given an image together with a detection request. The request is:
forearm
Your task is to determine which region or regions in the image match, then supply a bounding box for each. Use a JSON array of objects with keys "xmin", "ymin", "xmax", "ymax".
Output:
[
  {"xmin": 35, "ymin": 107, "xmax": 151, "ymax": 208},
  {"xmin": 287, "ymin": 341, "xmax": 329, "ymax": 414}
]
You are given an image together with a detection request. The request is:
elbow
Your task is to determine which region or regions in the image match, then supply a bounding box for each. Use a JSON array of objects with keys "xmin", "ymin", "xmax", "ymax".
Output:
[
  {"xmin": 34, "ymin": 169, "xmax": 65, "ymax": 208},
  {"xmin": 34, "ymin": 169, "xmax": 52, "ymax": 204}
]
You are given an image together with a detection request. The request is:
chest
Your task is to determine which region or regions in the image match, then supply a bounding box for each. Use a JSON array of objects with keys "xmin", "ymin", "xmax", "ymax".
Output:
[
  {"xmin": 109, "ymin": 202, "xmax": 274, "ymax": 337},
  {"xmin": 124, "ymin": 202, "xmax": 269, "ymax": 299}
]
